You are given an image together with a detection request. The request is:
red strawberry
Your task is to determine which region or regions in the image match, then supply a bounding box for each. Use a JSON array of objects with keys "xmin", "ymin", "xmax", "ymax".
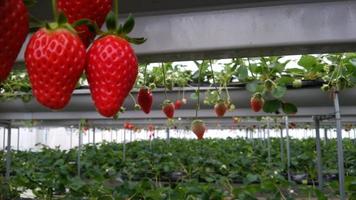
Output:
[
  {"xmin": 57, "ymin": 0, "xmax": 112, "ymax": 47},
  {"xmin": 191, "ymin": 120, "xmax": 206, "ymax": 140},
  {"xmin": 25, "ymin": 28, "xmax": 86, "ymax": 109},
  {"xmin": 0, "ymin": 0, "xmax": 29, "ymax": 81},
  {"xmin": 214, "ymin": 101, "xmax": 227, "ymax": 117},
  {"xmin": 250, "ymin": 93, "xmax": 264, "ymax": 112},
  {"xmin": 174, "ymin": 99, "xmax": 182, "ymax": 109},
  {"xmin": 137, "ymin": 87, "xmax": 153, "ymax": 114},
  {"xmin": 162, "ymin": 100, "xmax": 175, "ymax": 119},
  {"xmin": 86, "ymin": 35, "xmax": 138, "ymax": 117}
]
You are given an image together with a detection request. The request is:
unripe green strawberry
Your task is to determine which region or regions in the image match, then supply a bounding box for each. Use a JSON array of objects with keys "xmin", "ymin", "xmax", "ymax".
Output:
[{"xmin": 292, "ymin": 79, "xmax": 302, "ymax": 88}]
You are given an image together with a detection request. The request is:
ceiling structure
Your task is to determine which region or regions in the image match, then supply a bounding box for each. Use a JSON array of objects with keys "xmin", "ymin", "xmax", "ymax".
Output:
[
  {"xmin": 4, "ymin": 0, "xmax": 356, "ymax": 127},
  {"xmin": 16, "ymin": 0, "xmax": 356, "ymax": 62}
]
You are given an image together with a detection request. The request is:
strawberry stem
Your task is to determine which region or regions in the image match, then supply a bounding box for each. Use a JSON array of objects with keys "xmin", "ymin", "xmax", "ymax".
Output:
[
  {"xmin": 196, "ymin": 62, "xmax": 202, "ymax": 119},
  {"xmin": 208, "ymin": 60, "xmax": 221, "ymax": 100},
  {"xmin": 114, "ymin": 0, "xmax": 119, "ymax": 26},
  {"xmin": 143, "ymin": 64, "xmax": 148, "ymax": 86},
  {"xmin": 51, "ymin": 0, "xmax": 58, "ymax": 21},
  {"xmin": 161, "ymin": 63, "xmax": 168, "ymax": 99}
]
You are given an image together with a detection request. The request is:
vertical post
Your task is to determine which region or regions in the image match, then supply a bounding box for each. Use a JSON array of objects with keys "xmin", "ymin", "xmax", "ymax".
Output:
[
  {"xmin": 93, "ymin": 127, "xmax": 96, "ymax": 144},
  {"xmin": 166, "ymin": 127, "xmax": 170, "ymax": 143},
  {"xmin": 314, "ymin": 117, "xmax": 323, "ymax": 189},
  {"xmin": 245, "ymin": 129, "xmax": 249, "ymax": 140},
  {"xmin": 130, "ymin": 130, "xmax": 132, "ymax": 142},
  {"xmin": 333, "ymin": 92, "xmax": 345, "ymax": 200},
  {"xmin": 77, "ymin": 125, "xmax": 83, "ymax": 177},
  {"xmin": 17, "ymin": 128, "xmax": 20, "ymax": 151},
  {"xmin": 2, "ymin": 127, "xmax": 5, "ymax": 150},
  {"xmin": 123, "ymin": 129, "xmax": 126, "ymax": 162},
  {"xmin": 5, "ymin": 124, "xmax": 12, "ymax": 181},
  {"xmin": 111, "ymin": 130, "xmax": 113, "ymax": 142},
  {"xmin": 324, "ymin": 128, "xmax": 328, "ymax": 144},
  {"xmin": 70, "ymin": 128, "xmax": 73, "ymax": 149},
  {"xmin": 284, "ymin": 116, "xmax": 291, "ymax": 182},
  {"xmin": 280, "ymin": 128, "xmax": 285, "ymax": 164},
  {"xmin": 267, "ymin": 119, "xmax": 271, "ymax": 167},
  {"xmin": 115, "ymin": 129, "xmax": 118, "ymax": 142}
]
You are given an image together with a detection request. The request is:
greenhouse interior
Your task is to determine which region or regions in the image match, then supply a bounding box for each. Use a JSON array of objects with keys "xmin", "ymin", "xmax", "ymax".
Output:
[{"xmin": 1, "ymin": 0, "xmax": 356, "ymax": 199}]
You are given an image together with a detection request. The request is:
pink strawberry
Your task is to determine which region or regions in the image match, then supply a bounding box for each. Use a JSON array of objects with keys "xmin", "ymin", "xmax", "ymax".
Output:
[
  {"xmin": 0, "ymin": 0, "xmax": 29, "ymax": 81},
  {"xmin": 174, "ymin": 99, "xmax": 182, "ymax": 109},
  {"xmin": 191, "ymin": 119, "xmax": 206, "ymax": 140},
  {"xmin": 214, "ymin": 100, "xmax": 227, "ymax": 117}
]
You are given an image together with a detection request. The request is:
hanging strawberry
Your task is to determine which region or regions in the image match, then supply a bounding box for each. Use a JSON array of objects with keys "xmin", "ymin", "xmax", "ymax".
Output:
[
  {"xmin": 250, "ymin": 93, "xmax": 264, "ymax": 112},
  {"xmin": 137, "ymin": 64, "xmax": 153, "ymax": 114},
  {"xmin": 57, "ymin": 0, "xmax": 112, "ymax": 47},
  {"xmin": 137, "ymin": 87, "xmax": 153, "ymax": 114},
  {"xmin": 214, "ymin": 100, "xmax": 227, "ymax": 117},
  {"xmin": 162, "ymin": 100, "xmax": 175, "ymax": 119},
  {"xmin": 174, "ymin": 99, "xmax": 182, "ymax": 109},
  {"xmin": 191, "ymin": 61, "xmax": 206, "ymax": 140},
  {"xmin": 0, "ymin": 0, "xmax": 29, "ymax": 82},
  {"xmin": 86, "ymin": 3, "xmax": 146, "ymax": 117},
  {"xmin": 191, "ymin": 120, "xmax": 206, "ymax": 140},
  {"xmin": 25, "ymin": 2, "xmax": 87, "ymax": 110}
]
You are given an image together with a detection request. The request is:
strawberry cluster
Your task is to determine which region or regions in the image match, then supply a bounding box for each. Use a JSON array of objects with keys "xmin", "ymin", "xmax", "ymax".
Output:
[{"xmin": 1, "ymin": 0, "xmax": 146, "ymax": 118}]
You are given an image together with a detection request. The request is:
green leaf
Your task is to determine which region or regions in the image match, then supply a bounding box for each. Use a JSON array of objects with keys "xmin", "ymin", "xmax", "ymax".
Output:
[
  {"xmin": 106, "ymin": 11, "xmax": 117, "ymax": 31},
  {"xmin": 190, "ymin": 92, "xmax": 198, "ymax": 100},
  {"xmin": 246, "ymin": 81, "xmax": 259, "ymax": 93},
  {"xmin": 57, "ymin": 12, "xmax": 68, "ymax": 25},
  {"xmin": 263, "ymin": 99, "xmax": 282, "ymax": 113},
  {"xmin": 237, "ymin": 66, "xmax": 248, "ymax": 81},
  {"xmin": 282, "ymin": 102, "xmax": 298, "ymax": 114},
  {"xmin": 122, "ymin": 14, "xmax": 135, "ymax": 34},
  {"xmin": 298, "ymin": 55, "xmax": 317, "ymax": 70},
  {"xmin": 271, "ymin": 86, "xmax": 286, "ymax": 98}
]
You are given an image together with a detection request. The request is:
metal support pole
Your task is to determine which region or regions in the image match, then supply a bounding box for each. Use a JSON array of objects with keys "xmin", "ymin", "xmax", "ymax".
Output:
[
  {"xmin": 285, "ymin": 116, "xmax": 291, "ymax": 182},
  {"xmin": 166, "ymin": 128, "xmax": 170, "ymax": 143},
  {"xmin": 314, "ymin": 117, "xmax": 323, "ymax": 189},
  {"xmin": 115, "ymin": 130, "xmax": 118, "ymax": 142},
  {"xmin": 93, "ymin": 127, "xmax": 96, "ymax": 144},
  {"xmin": 17, "ymin": 128, "xmax": 20, "ymax": 151},
  {"xmin": 246, "ymin": 129, "xmax": 248, "ymax": 140},
  {"xmin": 123, "ymin": 129, "xmax": 126, "ymax": 162},
  {"xmin": 5, "ymin": 124, "xmax": 12, "ymax": 182},
  {"xmin": 324, "ymin": 128, "xmax": 328, "ymax": 144},
  {"xmin": 70, "ymin": 128, "xmax": 73, "ymax": 149},
  {"xmin": 280, "ymin": 128, "xmax": 285, "ymax": 165},
  {"xmin": 130, "ymin": 130, "xmax": 132, "ymax": 142},
  {"xmin": 267, "ymin": 120, "xmax": 271, "ymax": 167},
  {"xmin": 333, "ymin": 92, "xmax": 345, "ymax": 200},
  {"xmin": 2, "ymin": 128, "xmax": 5, "ymax": 150},
  {"xmin": 77, "ymin": 125, "xmax": 83, "ymax": 177}
]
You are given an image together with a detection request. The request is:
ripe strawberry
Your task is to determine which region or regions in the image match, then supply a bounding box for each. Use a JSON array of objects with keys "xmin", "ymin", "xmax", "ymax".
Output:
[
  {"xmin": 191, "ymin": 120, "xmax": 206, "ymax": 140},
  {"xmin": 25, "ymin": 28, "xmax": 86, "ymax": 109},
  {"xmin": 86, "ymin": 35, "xmax": 138, "ymax": 117},
  {"xmin": 250, "ymin": 93, "xmax": 264, "ymax": 112},
  {"xmin": 0, "ymin": 0, "xmax": 29, "ymax": 81},
  {"xmin": 137, "ymin": 87, "xmax": 153, "ymax": 114},
  {"xmin": 57, "ymin": 0, "xmax": 112, "ymax": 47},
  {"xmin": 162, "ymin": 100, "xmax": 175, "ymax": 119},
  {"xmin": 174, "ymin": 99, "xmax": 182, "ymax": 109},
  {"xmin": 214, "ymin": 101, "xmax": 227, "ymax": 117}
]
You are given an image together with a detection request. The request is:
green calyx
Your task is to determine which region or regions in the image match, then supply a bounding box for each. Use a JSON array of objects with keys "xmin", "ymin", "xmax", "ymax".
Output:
[
  {"xmin": 191, "ymin": 119, "xmax": 205, "ymax": 127},
  {"xmin": 45, "ymin": 12, "xmax": 76, "ymax": 33},
  {"xmin": 252, "ymin": 92, "xmax": 263, "ymax": 99},
  {"xmin": 105, "ymin": 12, "xmax": 146, "ymax": 45},
  {"xmin": 163, "ymin": 99, "xmax": 172, "ymax": 106}
]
